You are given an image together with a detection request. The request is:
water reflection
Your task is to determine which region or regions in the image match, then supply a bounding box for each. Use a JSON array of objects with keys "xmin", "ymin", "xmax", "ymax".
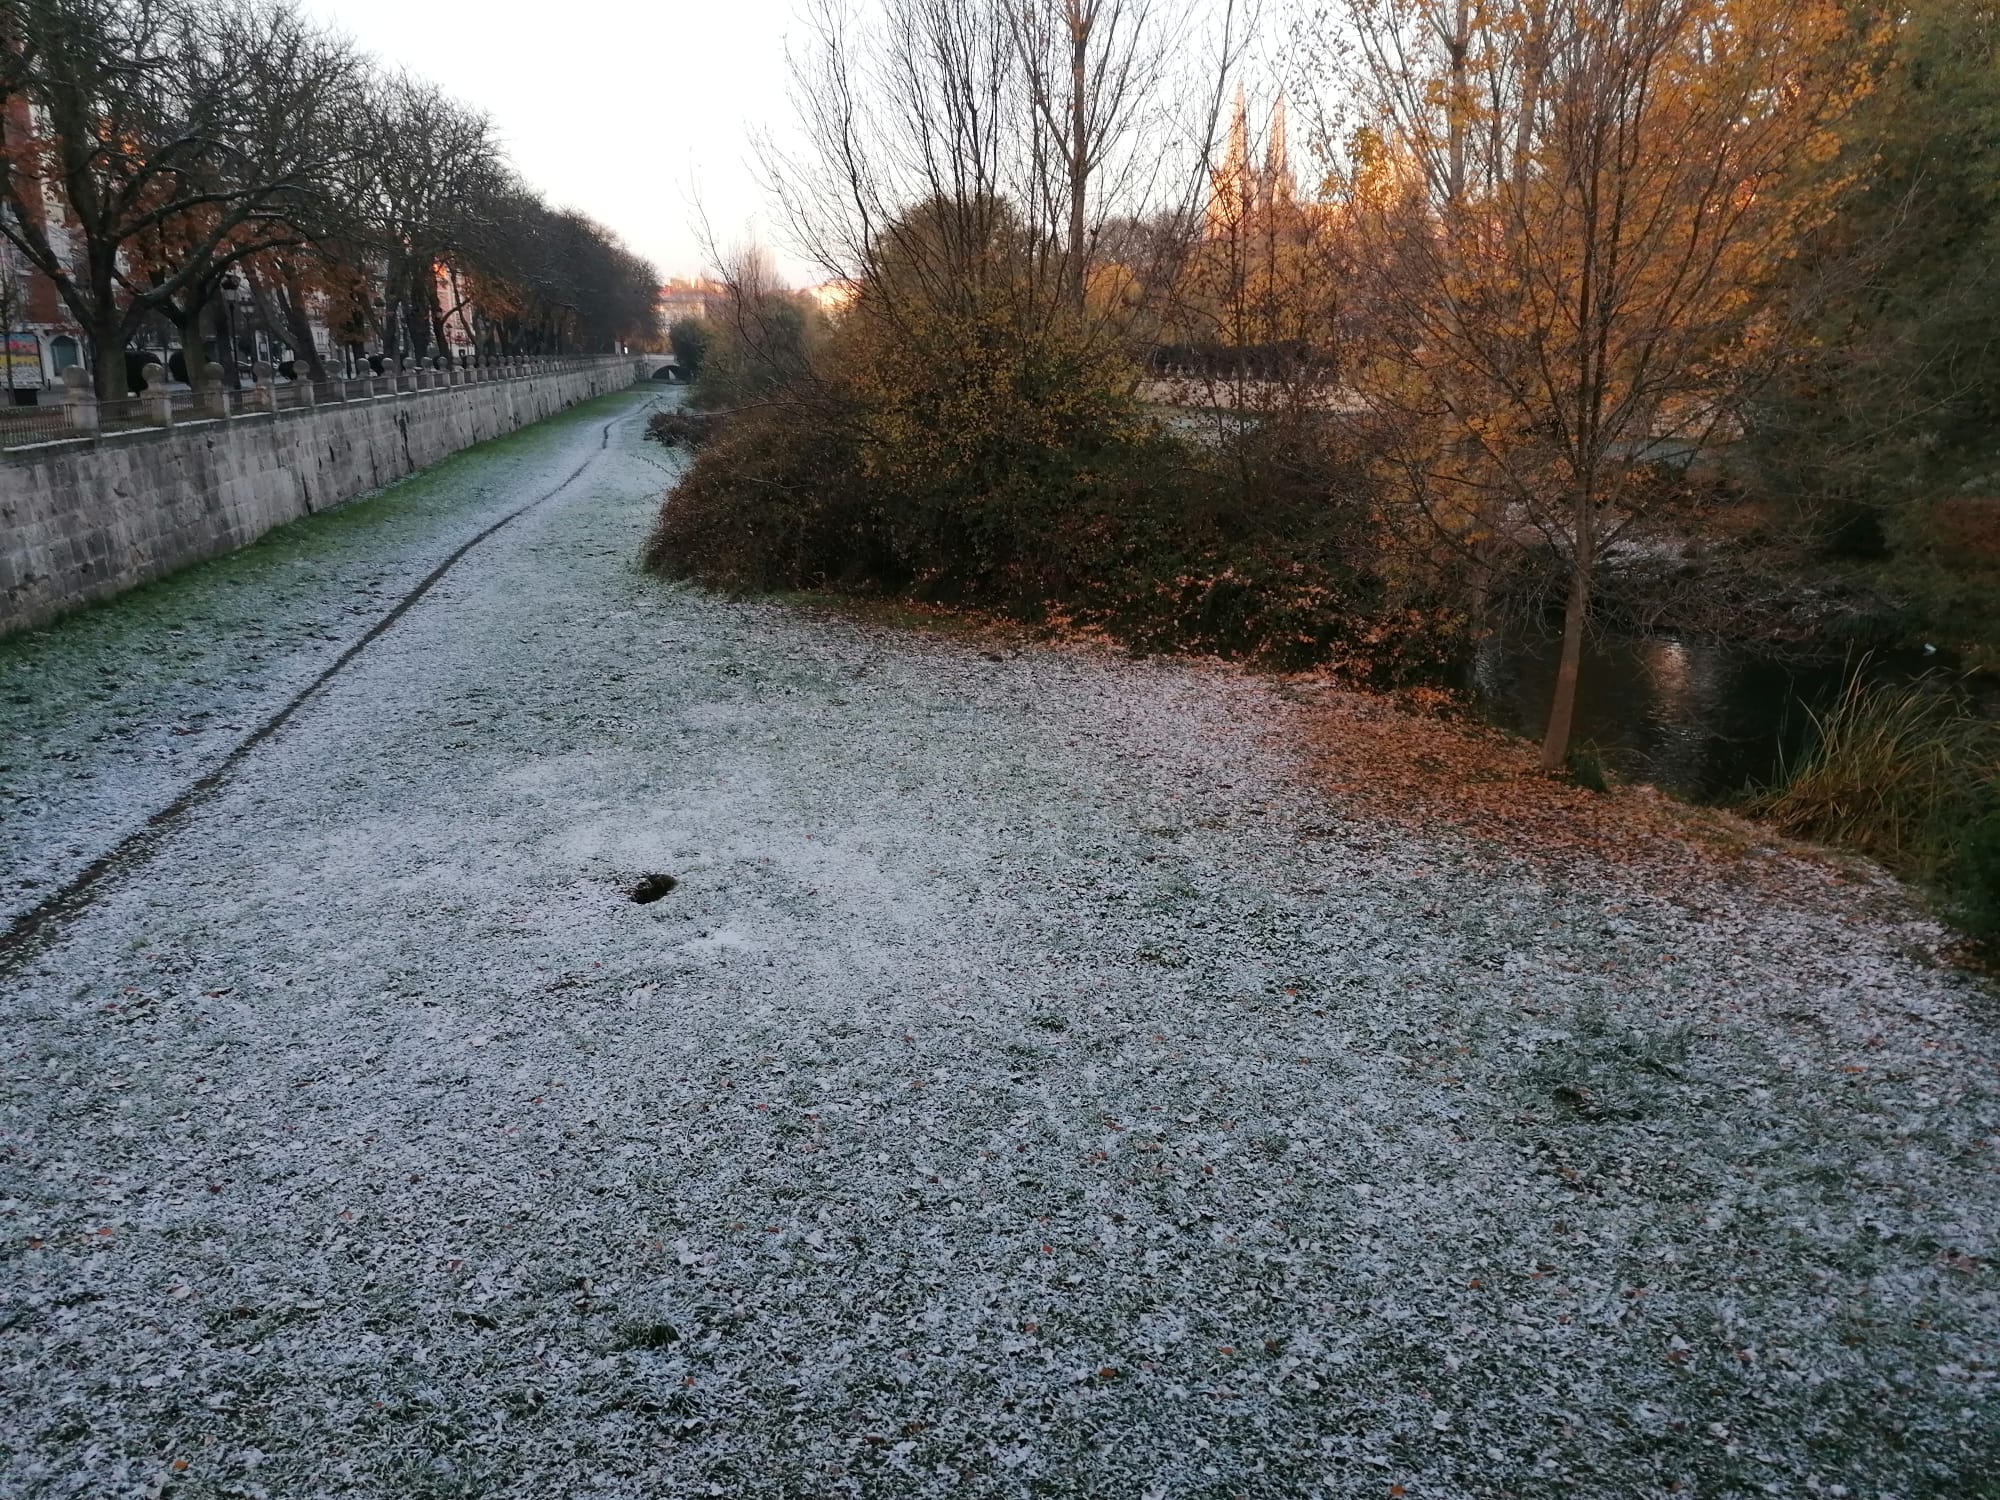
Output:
[{"xmin": 1469, "ymin": 630, "xmax": 1850, "ymax": 801}]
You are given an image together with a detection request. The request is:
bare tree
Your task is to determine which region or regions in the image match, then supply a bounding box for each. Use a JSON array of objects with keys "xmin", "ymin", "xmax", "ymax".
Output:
[
  {"xmin": 0, "ymin": 0, "xmax": 361, "ymax": 395},
  {"xmin": 1001, "ymin": 0, "xmax": 1190, "ymax": 313},
  {"xmin": 764, "ymin": 0, "xmax": 1238, "ymax": 356},
  {"xmin": 352, "ymin": 73, "xmax": 506, "ymax": 359}
]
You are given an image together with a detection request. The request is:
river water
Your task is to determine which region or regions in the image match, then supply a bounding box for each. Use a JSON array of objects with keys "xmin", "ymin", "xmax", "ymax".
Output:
[{"xmin": 1467, "ymin": 632, "xmax": 1965, "ymax": 802}]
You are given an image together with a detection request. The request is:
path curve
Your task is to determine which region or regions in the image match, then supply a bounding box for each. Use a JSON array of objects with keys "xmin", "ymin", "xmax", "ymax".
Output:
[{"xmin": 0, "ymin": 404, "xmax": 638, "ymax": 967}]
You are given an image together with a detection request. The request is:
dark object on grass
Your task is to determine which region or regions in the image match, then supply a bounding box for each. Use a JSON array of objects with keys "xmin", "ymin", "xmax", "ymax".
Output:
[
  {"xmin": 630, "ymin": 873, "xmax": 679, "ymax": 904},
  {"xmin": 1567, "ymin": 744, "xmax": 1611, "ymax": 793},
  {"xmin": 616, "ymin": 1320, "xmax": 681, "ymax": 1349}
]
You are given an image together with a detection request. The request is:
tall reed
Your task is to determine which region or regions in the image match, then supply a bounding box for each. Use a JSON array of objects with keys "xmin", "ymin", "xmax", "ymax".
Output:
[
  {"xmin": 1755, "ymin": 675, "xmax": 1989, "ymax": 869},
  {"xmin": 1752, "ymin": 669, "xmax": 2000, "ymax": 940}
]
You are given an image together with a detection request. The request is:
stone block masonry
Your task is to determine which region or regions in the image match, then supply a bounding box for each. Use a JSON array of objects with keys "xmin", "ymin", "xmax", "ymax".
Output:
[{"xmin": 0, "ymin": 357, "xmax": 639, "ymax": 637}]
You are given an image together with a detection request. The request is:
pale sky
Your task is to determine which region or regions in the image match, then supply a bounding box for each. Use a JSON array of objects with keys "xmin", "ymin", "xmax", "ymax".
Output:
[{"xmin": 303, "ymin": 0, "xmax": 807, "ymax": 284}]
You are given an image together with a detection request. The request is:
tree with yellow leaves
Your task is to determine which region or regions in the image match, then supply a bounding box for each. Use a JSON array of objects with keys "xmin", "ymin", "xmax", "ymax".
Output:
[{"xmin": 1331, "ymin": 0, "xmax": 1871, "ymax": 769}]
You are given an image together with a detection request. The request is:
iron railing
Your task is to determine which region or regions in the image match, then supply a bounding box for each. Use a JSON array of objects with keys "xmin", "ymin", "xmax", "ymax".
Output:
[{"xmin": 0, "ymin": 403, "xmax": 73, "ymax": 446}]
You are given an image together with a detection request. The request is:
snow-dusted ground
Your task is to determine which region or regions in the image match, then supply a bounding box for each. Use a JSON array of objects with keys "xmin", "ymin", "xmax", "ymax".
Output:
[
  {"xmin": 0, "ymin": 395, "xmax": 646, "ymax": 929},
  {"xmin": 2, "ymin": 394, "xmax": 1995, "ymax": 1499}
]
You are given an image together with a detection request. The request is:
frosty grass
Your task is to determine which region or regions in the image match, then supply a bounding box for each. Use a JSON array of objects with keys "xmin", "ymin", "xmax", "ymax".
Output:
[{"xmin": 1, "ymin": 390, "xmax": 1994, "ymax": 1498}]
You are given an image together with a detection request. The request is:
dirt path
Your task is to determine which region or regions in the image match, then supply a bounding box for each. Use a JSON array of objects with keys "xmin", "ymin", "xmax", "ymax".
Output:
[{"xmin": 1, "ymin": 396, "xmax": 1994, "ymax": 1498}]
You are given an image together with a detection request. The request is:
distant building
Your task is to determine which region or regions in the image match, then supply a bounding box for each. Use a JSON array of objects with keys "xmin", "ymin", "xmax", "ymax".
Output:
[
  {"xmin": 659, "ymin": 278, "xmax": 725, "ymax": 327},
  {"xmin": 1206, "ymin": 89, "xmax": 1297, "ymax": 240}
]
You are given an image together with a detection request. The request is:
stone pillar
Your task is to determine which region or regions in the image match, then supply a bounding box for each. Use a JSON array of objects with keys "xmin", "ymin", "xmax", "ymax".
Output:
[
  {"xmin": 252, "ymin": 361, "xmax": 277, "ymax": 413},
  {"xmin": 398, "ymin": 356, "xmax": 416, "ymax": 394},
  {"xmin": 200, "ymin": 362, "xmax": 229, "ymax": 420},
  {"xmin": 140, "ymin": 361, "xmax": 172, "ymax": 426},
  {"xmin": 61, "ymin": 366, "xmax": 99, "ymax": 431}
]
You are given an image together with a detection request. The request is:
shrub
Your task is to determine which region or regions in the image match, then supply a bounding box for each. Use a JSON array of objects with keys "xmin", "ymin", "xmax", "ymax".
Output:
[
  {"xmin": 643, "ymin": 392, "xmax": 1457, "ymax": 681},
  {"xmin": 642, "ymin": 404, "xmax": 889, "ymax": 591},
  {"xmin": 644, "ymin": 409, "xmax": 717, "ymax": 450},
  {"xmin": 667, "ymin": 317, "xmax": 712, "ymax": 381},
  {"xmin": 1566, "ymin": 743, "xmax": 1612, "ymax": 793}
]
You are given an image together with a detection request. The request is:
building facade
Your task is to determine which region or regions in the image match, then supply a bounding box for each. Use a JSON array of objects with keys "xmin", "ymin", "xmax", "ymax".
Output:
[{"xmin": 0, "ymin": 95, "xmax": 88, "ymax": 403}]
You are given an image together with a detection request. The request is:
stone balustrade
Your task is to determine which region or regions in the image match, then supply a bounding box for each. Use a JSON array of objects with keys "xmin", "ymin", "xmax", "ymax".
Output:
[{"xmin": 2, "ymin": 356, "xmax": 645, "ymax": 636}]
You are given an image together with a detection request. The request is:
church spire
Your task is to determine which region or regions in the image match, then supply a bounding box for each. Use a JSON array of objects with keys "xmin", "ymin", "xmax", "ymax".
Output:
[
  {"xmin": 1264, "ymin": 93, "xmax": 1294, "ymax": 208},
  {"xmin": 1225, "ymin": 85, "xmax": 1250, "ymax": 174}
]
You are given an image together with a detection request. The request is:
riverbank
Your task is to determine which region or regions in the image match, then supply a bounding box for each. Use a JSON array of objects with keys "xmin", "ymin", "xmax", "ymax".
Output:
[
  {"xmin": 1533, "ymin": 487, "xmax": 2000, "ymax": 668},
  {"xmin": 775, "ymin": 588, "xmax": 1999, "ymax": 970}
]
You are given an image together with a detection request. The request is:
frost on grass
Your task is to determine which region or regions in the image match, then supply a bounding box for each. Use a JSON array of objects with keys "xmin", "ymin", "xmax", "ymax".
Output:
[
  {"xmin": 1, "ymin": 405, "xmax": 1996, "ymax": 1499},
  {"xmin": 0, "ymin": 390, "xmax": 656, "ymax": 929}
]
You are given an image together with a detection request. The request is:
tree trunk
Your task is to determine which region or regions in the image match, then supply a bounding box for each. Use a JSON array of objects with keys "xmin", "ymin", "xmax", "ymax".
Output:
[
  {"xmin": 1067, "ymin": 3, "xmax": 1089, "ymax": 313},
  {"xmin": 214, "ymin": 296, "xmax": 242, "ymax": 388},
  {"xmin": 242, "ymin": 268, "xmax": 296, "ymax": 374},
  {"xmin": 1538, "ymin": 493, "xmax": 1595, "ymax": 771},
  {"xmin": 91, "ymin": 314, "xmax": 128, "ymax": 400},
  {"xmin": 181, "ymin": 287, "xmax": 210, "ymax": 373},
  {"xmin": 1445, "ymin": 0, "xmax": 1471, "ymax": 208},
  {"xmin": 273, "ymin": 268, "xmax": 328, "ymax": 381}
]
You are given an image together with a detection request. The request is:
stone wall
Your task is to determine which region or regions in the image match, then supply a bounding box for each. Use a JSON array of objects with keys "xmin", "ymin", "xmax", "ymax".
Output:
[{"xmin": 0, "ymin": 357, "xmax": 638, "ymax": 637}]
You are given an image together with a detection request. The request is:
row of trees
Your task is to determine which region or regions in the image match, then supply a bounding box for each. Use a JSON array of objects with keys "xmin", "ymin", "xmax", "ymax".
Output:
[
  {"xmin": 664, "ymin": 0, "xmax": 1997, "ymax": 773},
  {"xmin": 0, "ymin": 0, "xmax": 660, "ymax": 395}
]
